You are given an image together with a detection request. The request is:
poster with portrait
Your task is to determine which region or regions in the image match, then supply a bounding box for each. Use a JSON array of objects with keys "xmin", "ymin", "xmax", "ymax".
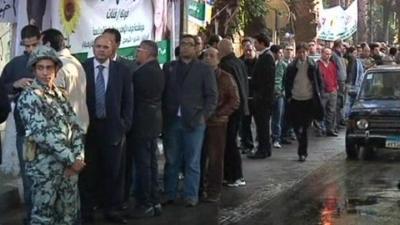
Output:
[
  {"xmin": 14, "ymin": 0, "xmax": 174, "ymax": 63},
  {"xmin": 0, "ymin": 0, "xmax": 17, "ymax": 23}
]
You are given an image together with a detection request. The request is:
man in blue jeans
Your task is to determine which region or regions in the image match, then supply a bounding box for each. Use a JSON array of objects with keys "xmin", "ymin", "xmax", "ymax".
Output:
[
  {"xmin": 162, "ymin": 34, "xmax": 218, "ymax": 207},
  {"xmin": 270, "ymin": 45, "xmax": 287, "ymax": 148}
]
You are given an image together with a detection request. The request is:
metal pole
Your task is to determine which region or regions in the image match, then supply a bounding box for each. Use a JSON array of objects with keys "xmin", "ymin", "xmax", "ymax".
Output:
[
  {"xmin": 171, "ymin": 0, "xmax": 176, "ymax": 60},
  {"xmin": 180, "ymin": 0, "xmax": 188, "ymax": 37}
]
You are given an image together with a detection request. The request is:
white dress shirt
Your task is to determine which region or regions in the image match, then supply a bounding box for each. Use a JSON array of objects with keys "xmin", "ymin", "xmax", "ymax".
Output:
[{"xmin": 56, "ymin": 48, "xmax": 90, "ymax": 132}]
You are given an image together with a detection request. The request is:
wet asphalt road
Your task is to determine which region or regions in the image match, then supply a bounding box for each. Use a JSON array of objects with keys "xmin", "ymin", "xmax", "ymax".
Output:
[
  {"xmin": 2, "ymin": 133, "xmax": 400, "ymax": 225},
  {"xmin": 233, "ymin": 150, "xmax": 400, "ymax": 225}
]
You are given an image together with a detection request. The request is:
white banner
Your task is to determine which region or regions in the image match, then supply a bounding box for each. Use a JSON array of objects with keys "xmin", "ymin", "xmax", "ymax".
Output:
[
  {"xmin": 317, "ymin": 0, "xmax": 358, "ymax": 41},
  {"xmin": 0, "ymin": 0, "xmax": 17, "ymax": 23},
  {"xmin": 15, "ymin": 0, "xmax": 173, "ymax": 59},
  {"xmin": 51, "ymin": 0, "xmax": 154, "ymax": 55}
]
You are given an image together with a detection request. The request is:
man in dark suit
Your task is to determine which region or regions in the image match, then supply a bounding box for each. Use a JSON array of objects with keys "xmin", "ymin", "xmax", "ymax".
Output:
[
  {"xmin": 247, "ymin": 32, "xmax": 276, "ymax": 159},
  {"xmin": 102, "ymin": 28, "xmax": 138, "ymax": 207},
  {"xmin": 217, "ymin": 39, "xmax": 249, "ymax": 187},
  {"xmin": 0, "ymin": 80, "xmax": 11, "ymax": 162},
  {"xmin": 126, "ymin": 40, "xmax": 164, "ymax": 218},
  {"xmin": 79, "ymin": 35, "xmax": 133, "ymax": 224},
  {"xmin": 162, "ymin": 34, "xmax": 218, "ymax": 207},
  {"xmin": 103, "ymin": 28, "xmax": 138, "ymax": 74}
]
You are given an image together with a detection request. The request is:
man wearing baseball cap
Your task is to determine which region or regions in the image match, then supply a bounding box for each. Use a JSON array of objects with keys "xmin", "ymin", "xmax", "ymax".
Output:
[{"xmin": 16, "ymin": 45, "xmax": 85, "ymax": 225}]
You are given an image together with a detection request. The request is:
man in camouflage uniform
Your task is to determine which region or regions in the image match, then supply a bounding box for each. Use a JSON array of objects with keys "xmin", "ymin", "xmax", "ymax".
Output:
[{"xmin": 17, "ymin": 45, "xmax": 86, "ymax": 225}]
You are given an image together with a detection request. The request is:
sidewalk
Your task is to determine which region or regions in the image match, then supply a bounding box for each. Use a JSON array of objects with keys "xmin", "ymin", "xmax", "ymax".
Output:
[
  {"xmin": 0, "ymin": 131, "xmax": 346, "ymax": 225},
  {"xmin": 0, "ymin": 172, "xmax": 20, "ymax": 214}
]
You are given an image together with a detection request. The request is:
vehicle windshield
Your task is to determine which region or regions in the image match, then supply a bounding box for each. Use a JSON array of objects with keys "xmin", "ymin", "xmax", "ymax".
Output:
[{"xmin": 359, "ymin": 71, "xmax": 400, "ymax": 100}]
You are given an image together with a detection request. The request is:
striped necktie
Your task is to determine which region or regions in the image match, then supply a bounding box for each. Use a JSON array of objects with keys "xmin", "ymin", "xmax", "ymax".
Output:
[{"xmin": 95, "ymin": 65, "xmax": 106, "ymax": 118}]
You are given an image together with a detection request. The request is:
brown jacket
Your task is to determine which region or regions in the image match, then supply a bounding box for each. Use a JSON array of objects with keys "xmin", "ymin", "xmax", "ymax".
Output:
[{"xmin": 207, "ymin": 68, "xmax": 240, "ymax": 125}]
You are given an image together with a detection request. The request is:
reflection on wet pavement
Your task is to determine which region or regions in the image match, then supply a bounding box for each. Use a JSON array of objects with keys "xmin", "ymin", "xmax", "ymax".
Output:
[{"xmin": 235, "ymin": 150, "xmax": 400, "ymax": 225}]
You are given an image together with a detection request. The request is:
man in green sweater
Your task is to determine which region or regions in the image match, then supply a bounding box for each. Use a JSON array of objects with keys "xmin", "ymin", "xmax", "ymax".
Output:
[{"xmin": 270, "ymin": 45, "xmax": 287, "ymax": 148}]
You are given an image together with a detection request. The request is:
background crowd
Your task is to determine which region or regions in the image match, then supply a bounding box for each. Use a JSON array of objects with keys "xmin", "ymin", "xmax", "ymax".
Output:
[{"xmin": 0, "ymin": 24, "xmax": 399, "ymax": 225}]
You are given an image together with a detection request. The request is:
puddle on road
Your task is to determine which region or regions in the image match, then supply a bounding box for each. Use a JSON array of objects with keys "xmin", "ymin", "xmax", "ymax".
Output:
[{"xmin": 318, "ymin": 196, "xmax": 380, "ymax": 225}]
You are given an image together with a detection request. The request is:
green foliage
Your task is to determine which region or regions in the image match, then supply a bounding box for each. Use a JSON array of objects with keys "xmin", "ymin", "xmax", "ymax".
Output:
[{"xmin": 237, "ymin": 0, "xmax": 267, "ymax": 32}]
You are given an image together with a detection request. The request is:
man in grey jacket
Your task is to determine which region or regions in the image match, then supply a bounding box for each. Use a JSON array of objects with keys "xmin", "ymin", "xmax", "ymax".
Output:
[
  {"xmin": 162, "ymin": 34, "xmax": 218, "ymax": 207},
  {"xmin": 331, "ymin": 39, "xmax": 347, "ymax": 129}
]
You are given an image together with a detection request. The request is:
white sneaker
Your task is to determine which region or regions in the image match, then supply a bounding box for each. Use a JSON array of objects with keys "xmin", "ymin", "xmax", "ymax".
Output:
[
  {"xmin": 238, "ymin": 178, "xmax": 246, "ymax": 186},
  {"xmin": 273, "ymin": 141, "xmax": 282, "ymax": 148},
  {"xmin": 227, "ymin": 179, "xmax": 246, "ymax": 187}
]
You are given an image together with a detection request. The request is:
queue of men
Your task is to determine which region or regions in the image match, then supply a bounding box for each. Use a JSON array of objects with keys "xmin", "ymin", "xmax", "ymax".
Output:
[{"xmin": 1, "ymin": 23, "xmax": 400, "ymax": 225}]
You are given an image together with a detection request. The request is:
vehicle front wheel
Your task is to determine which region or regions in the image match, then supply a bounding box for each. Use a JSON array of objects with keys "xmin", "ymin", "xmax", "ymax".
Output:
[
  {"xmin": 362, "ymin": 146, "xmax": 375, "ymax": 160},
  {"xmin": 346, "ymin": 140, "xmax": 360, "ymax": 160}
]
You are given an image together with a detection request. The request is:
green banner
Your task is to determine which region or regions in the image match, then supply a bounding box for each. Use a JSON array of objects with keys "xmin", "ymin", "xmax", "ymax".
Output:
[
  {"xmin": 188, "ymin": 0, "xmax": 206, "ymax": 24},
  {"xmin": 74, "ymin": 40, "xmax": 170, "ymax": 64}
]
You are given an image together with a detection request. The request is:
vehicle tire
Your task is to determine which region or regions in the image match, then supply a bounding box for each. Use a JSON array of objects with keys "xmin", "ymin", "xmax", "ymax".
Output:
[
  {"xmin": 346, "ymin": 141, "xmax": 359, "ymax": 160},
  {"xmin": 362, "ymin": 146, "xmax": 375, "ymax": 160}
]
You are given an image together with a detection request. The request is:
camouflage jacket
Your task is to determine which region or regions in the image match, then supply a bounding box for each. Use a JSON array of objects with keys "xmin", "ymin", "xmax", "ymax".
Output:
[{"xmin": 17, "ymin": 80, "xmax": 84, "ymax": 174}]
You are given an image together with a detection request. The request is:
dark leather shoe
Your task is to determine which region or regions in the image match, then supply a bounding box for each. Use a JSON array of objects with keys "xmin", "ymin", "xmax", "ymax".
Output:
[
  {"xmin": 281, "ymin": 139, "xmax": 292, "ymax": 144},
  {"xmin": 298, "ymin": 155, "xmax": 307, "ymax": 162},
  {"xmin": 153, "ymin": 204, "xmax": 162, "ymax": 216},
  {"xmin": 326, "ymin": 131, "xmax": 339, "ymax": 137},
  {"xmin": 160, "ymin": 197, "xmax": 175, "ymax": 206},
  {"xmin": 247, "ymin": 150, "xmax": 269, "ymax": 159},
  {"xmin": 202, "ymin": 196, "xmax": 220, "ymax": 203},
  {"xmin": 81, "ymin": 214, "xmax": 95, "ymax": 224},
  {"xmin": 129, "ymin": 206, "xmax": 155, "ymax": 219},
  {"xmin": 104, "ymin": 213, "xmax": 127, "ymax": 224},
  {"xmin": 119, "ymin": 201, "xmax": 129, "ymax": 211},
  {"xmin": 184, "ymin": 199, "xmax": 198, "ymax": 207}
]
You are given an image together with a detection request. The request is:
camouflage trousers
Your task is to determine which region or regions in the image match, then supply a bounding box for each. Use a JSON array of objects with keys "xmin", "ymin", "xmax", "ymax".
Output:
[{"xmin": 28, "ymin": 171, "xmax": 80, "ymax": 225}]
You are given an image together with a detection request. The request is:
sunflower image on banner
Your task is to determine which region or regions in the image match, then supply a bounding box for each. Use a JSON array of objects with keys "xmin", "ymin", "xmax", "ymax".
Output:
[{"xmin": 59, "ymin": 0, "xmax": 81, "ymax": 35}]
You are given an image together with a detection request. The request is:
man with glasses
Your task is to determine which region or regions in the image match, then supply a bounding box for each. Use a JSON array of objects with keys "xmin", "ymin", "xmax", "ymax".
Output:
[
  {"xmin": 0, "ymin": 24, "xmax": 40, "ymax": 225},
  {"xmin": 162, "ymin": 34, "xmax": 218, "ymax": 207}
]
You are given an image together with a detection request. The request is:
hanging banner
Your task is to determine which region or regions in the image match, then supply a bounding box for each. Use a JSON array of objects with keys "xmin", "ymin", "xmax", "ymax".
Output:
[
  {"xmin": 15, "ymin": 0, "xmax": 172, "ymax": 63},
  {"xmin": 317, "ymin": 0, "xmax": 358, "ymax": 41},
  {"xmin": 188, "ymin": 0, "xmax": 212, "ymax": 27},
  {"xmin": 0, "ymin": 0, "xmax": 16, "ymax": 23},
  {"xmin": 52, "ymin": 0, "xmax": 153, "ymax": 54}
]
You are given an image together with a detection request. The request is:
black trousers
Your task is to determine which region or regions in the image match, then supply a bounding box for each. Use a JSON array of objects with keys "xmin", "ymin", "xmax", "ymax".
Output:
[
  {"xmin": 124, "ymin": 135, "xmax": 136, "ymax": 204},
  {"xmin": 289, "ymin": 99, "xmax": 314, "ymax": 157},
  {"xmin": 239, "ymin": 99, "xmax": 254, "ymax": 149},
  {"xmin": 132, "ymin": 137, "xmax": 160, "ymax": 207},
  {"xmin": 253, "ymin": 99, "xmax": 272, "ymax": 154},
  {"xmin": 79, "ymin": 120, "xmax": 125, "ymax": 217},
  {"xmin": 224, "ymin": 110, "xmax": 243, "ymax": 182}
]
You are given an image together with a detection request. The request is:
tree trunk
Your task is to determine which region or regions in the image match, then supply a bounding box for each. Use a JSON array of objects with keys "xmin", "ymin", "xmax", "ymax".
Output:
[
  {"xmin": 243, "ymin": 16, "xmax": 267, "ymax": 37},
  {"xmin": 204, "ymin": 0, "xmax": 240, "ymax": 38},
  {"xmin": 287, "ymin": 0, "xmax": 316, "ymax": 42},
  {"xmin": 357, "ymin": 0, "xmax": 369, "ymax": 42},
  {"xmin": 397, "ymin": 0, "xmax": 400, "ymax": 43},
  {"xmin": 379, "ymin": 0, "xmax": 392, "ymax": 42}
]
